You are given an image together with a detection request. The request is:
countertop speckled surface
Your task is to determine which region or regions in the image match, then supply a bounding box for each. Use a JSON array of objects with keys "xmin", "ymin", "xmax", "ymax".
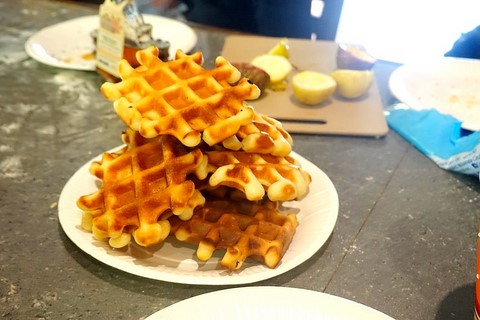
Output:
[{"xmin": 1, "ymin": 1, "xmax": 479, "ymax": 319}]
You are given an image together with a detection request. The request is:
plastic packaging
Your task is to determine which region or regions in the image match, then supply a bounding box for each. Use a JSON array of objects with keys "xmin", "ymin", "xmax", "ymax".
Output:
[{"xmin": 386, "ymin": 104, "xmax": 480, "ymax": 178}]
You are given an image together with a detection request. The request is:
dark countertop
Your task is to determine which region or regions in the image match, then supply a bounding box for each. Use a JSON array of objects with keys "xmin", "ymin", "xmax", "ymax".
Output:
[{"xmin": 1, "ymin": 1, "xmax": 479, "ymax": 319}]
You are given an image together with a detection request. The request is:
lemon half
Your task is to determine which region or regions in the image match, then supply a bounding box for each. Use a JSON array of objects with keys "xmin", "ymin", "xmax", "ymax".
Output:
[
  {"xmin": 251, "ymin": 54, "xmax": 292, "ymax": 83},
  {"xmin": 292, "ymin": 71, "xmax": 337, "ymax": 105},
  {"xmin": 330, "ymin": 69, "xmax": 374, "ymax": 99}
]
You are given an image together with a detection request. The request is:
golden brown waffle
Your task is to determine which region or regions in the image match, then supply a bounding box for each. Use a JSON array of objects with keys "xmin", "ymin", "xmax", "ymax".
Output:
[
  {"xmin": 205, "ymin": 150, "xmax": 311, "ymax": 202},
  {"xmin": 100, "ymin": 46, "xmax": 260, "ymax": 147},
  {"xmin": 76, "ymin": 46, "xmax": 313, "ymax": 271},
  {"xmin": 221, "ymin": 112, "xmax": 293, "ymax": 156},
  {"xmin": 77, "ymin": 129, "xmax": 209, "ymax": 248},
  {"xmin": 170, "ymin": 197, "xmax": 298, "ymax": 270}
]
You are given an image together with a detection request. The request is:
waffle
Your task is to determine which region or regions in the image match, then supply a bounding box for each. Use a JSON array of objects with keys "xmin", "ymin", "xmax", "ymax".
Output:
[
  {"xmin": 205, "ymin": 150, "xmax": 311, "ymax": 202},
  {"xmin": 100, "ymin": 46, "xmax": 260, "ymax": 147},
  {"xmin": 221, "ymin": 112, "xmax": 293, "ymax": 156},
  {"xmin": 77, "ymin": 129, "xmax": 209, "ymax": 248},
  {"xmin": 170, "ymin": 197, "xmax": 298, "ymax": 270},
  {"xmin": 75, "ymin": 46, "xmax": 313, "ymax": 271}
]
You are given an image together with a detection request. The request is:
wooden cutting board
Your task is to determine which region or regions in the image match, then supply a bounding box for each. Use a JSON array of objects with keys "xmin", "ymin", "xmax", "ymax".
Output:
[{"xmin": 221, "ymin": 35, "xmax": 389, "ymax": 137}]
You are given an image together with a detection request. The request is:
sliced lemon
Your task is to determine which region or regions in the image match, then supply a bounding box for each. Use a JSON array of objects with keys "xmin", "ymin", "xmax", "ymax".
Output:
[
  {"xmin": 251, "ymin": 54, "xmax": 292, "ymax": 83},
  {"xmin": 292, "ymin": 71, "xmax": 337, "ymax": 105},
  {"xmin": 268, "ymin": 38, "xmax": 289, "ymax": 58},
  {"xmin": 330, "ymin": 69, "xmax": 374, "ymax": 99}
]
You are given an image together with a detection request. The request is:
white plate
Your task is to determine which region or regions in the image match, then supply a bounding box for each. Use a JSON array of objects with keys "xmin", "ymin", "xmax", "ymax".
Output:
[
  {"xmin": 389, "ymin": 57, "xmax": 480, "ymax": 131},
  {"xmin": 25, "ymin": 14, "xmax": 197, "ymax": 71},
  {"xmin": 146, "ymin": 286, "xmax": 395, "ymax": 319},
  {"xmin": 58, "ymin": 149, "xmax": 338, "ymax": 285}
]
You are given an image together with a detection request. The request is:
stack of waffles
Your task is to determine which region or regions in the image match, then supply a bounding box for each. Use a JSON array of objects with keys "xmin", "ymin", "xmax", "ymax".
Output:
[{"xmin": 77, "ymin": 46, "xmax": 311, "ymax": 271}]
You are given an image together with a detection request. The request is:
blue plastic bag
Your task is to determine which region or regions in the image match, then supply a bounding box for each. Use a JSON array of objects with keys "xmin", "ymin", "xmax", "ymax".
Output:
[{"xmin": 386, "ymin": 104, "xmax": 480, "ymax": 177}]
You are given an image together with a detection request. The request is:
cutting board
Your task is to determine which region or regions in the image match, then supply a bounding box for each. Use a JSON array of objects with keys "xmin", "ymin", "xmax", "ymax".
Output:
[{"xmin": 221, "ymin": 35, "xmax": 389, "ymax": 137}]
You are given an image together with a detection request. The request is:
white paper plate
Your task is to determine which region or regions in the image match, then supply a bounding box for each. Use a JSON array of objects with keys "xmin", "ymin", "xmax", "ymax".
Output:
[
  {"xmin": 389, "ymin": 57, "xmax": 480, "ymax": 131},
  {"xmin": 58, "ymin": 149, "xmax": 338, "ymax": 285},
  {"xmin": 146, "ymin": 286, "xmax": 395, "ymax": 319},
  {"xmin": 25, "ymin": 14, "xmax": 197, "ymax": 71}
]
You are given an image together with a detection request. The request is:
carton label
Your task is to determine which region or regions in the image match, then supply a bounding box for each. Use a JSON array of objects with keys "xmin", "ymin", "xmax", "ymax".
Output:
[{"xmin": 96, "ymin": 0, "xmax": 128, "ymax": 78}]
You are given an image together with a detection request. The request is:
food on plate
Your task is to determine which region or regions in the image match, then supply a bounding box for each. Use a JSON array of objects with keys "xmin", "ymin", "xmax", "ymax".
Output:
[
  {"xmin": 77, "ymin": 46, "xmax": 311, "ymax": 271},
  {"xmin": 330, "ymin": 69, "xmax": 374, "ymax": 99},
  {"xmin": 268, "ymin": 38, "xmax": 290, "ymax": 58},
  {"xmin": 101, "ymin": 47, "xmax": 292, "ymax": 156},
  {"xmin": 101, "ymin": 47, "xmax": 259, "ymax": 146},
  {"xmin": 206, "ymin": 149, "xmax": 311, "ymax": 201},
  {"xmin": 232, "ymin": 62, "xmax": 271, "ymax": 93},
  {"xmin": 77, "ymin": 129, "xmax": 208, "ymax": 248},
  {"xmin": 336, "ymin": 43, "xmax": 376, "ymax": 70},
  {"xmin": 170, "ymin": 196, "xmax": 298, "ymax": 270},
  {"xmin": 227, "ymin": 111, "xmax": 293, "ymax": 156},
  {"xmin": 251, "ymin": 54, "xmax": 292, "ymax": 88},
  {"xmin": 292, "ymin": 71, "xmax": 337, "ymax": 105}
]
